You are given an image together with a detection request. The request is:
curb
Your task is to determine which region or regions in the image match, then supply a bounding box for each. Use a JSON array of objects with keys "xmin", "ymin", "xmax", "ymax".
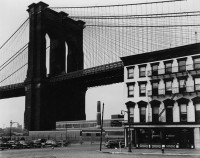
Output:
[{"xmin": 97, "ymin": 150, "xmax": 200, "ymax": 156}]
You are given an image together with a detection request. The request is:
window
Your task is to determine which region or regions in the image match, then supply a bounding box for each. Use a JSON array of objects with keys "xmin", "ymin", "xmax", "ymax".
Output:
[
  {"xmin": 138, "ymin": 101, "xmax": 147, "ymax": 123},
  {"xmin": 165, "ymin": 62, "xmax": 172, "ymax": 74},
  {"xmin": 165, "ymin": 80, "xmax": 172, "ymax": 94},
  {"xmin": 180, "ymin": 104, "xmax": 187, "ymax": 122},
  {"xmin": 138, "ymin": 129, "xmax": 149, "ymax": 143},
  {"xmin": 179, "ymin": 79, "xmax": 186, "ymax": 93},
  {"xmin": 139, "ymin": 65, "xmax": 146, "ymax": 77},
  {"xmin": 140, "ymin": 84, "xmax": 146, "ymax": 96},
  {"xmin": 151, "ymin": 64, "xmax": 159, "ymax": 76},
  {"xmin": 127, "ymin": 83, "xmax": 134, "ymax": 97},
  {"xmin": 152, "ymin": 82, "xmax": 159, "ymax": 95},
  {"xmin": 193, "ymin": 57, "xmax": 200, "ymax": 70},
  {"xmin": 86, "ymin": 133, "xmax": 91, "ymax": 136},
  {"xmin": 178, "ymin": 60, "xmax": 186, "ymax": 72},
  {"xmin": 195, "ymin": 104, "xmax": 200, "ymax": 122},
  {"xmin": 166, "ymin": 107, "xmax": 173, "ymax": 123},
  {"xmin": 130, "ymin": 108, "xmax": 134, "ymax": 123},
  {"xmin": 140, "ymin": 107, "xmax": 146, "ymax": 123},
  {"xmin": 151, "ymin": 129, "xmax": 161, "ymax": 143},
  {"xmin": 127, "ymin": 66, "xmax": 134, "ymax": 79},
  {"xmin": 195, "ymin": 78, "xmax": 200, "ymax": 91},
  {"xmin": 152, "ymin": 106, "xmax": 159, "ymax": 122}
]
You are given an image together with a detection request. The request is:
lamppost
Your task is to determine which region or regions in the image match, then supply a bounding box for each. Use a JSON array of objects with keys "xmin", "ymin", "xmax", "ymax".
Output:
[
  {"xmin": 121, "ymin": 101, "xmax": 135, "ymax": 152},
  {"xmin": 10, "ymin": 120, "xmax": 18, "ymax": 140},
  {"xmin": 121, "ymin": 109, "xmax": 131, "ymax": 152}
]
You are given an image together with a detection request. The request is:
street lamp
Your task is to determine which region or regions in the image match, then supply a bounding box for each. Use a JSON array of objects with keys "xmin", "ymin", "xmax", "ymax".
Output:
[
  {"xmin": 10, "ymin": 120, "xmax": 18, "ymax": 140},
  {"xmin": 121, "ymin": 101, "xmax": 135, "ymax": 152}
]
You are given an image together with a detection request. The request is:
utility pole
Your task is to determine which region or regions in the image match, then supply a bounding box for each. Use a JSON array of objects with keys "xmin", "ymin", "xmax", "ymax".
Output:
[{"xmin": 100, "ymin": 103, "xmax": 104, "ymax": 151}]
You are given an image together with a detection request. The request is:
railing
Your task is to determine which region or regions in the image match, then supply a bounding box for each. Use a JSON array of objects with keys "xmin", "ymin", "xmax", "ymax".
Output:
[
  {"xmin": 148, "ymin": 84, "xmax": 200, "ymax": 96},
  {"xmin": 49, "ymin": 61, "xmax": 123, "ymax": 82},
  {"xmin": 148, "ymin": 64, "xmax": 194, "ymax": 77},
  {"xmin": 0, "ymin": 82, "xmax": 25, "ymax": 91}
]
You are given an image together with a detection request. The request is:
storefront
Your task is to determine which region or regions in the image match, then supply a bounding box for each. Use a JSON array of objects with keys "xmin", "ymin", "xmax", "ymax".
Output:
[{"xmin": 124, "ymin": 125, "xmax": 197, "ymax": 149}]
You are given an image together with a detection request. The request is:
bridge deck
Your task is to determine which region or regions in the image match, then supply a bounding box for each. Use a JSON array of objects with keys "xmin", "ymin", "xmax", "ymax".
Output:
[{"xmin": 0, "ymin": 61, "xmax": 124, "ymax": 99}]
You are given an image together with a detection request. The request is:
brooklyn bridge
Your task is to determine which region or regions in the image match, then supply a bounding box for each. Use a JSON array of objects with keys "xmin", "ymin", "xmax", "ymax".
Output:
[{"xmin": 0, "ymin": 0, "xmax": 200, "ymax": 131}]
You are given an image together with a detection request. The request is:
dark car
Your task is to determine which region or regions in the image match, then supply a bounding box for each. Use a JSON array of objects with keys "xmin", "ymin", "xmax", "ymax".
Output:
[
  {"xmin": 0, "ymin": 140, "xmax": 8, "ymax": 150},
  {"xmin": 105, "ymin": 140, "xmax": 125, "ymax": 148},
  {"xmin": 12, "ymin": 141, "xmax": 24, "ymax": 149},
  {"xmin": 18, "ymin": 140, "xmax": 31, "ymax": 149},
  {"xmin": 32, "ymin": 139, "xmax": 46, "ymax": 148},
  {"xmin": 6, "ymin": 140, "xmax": 16, "ymax": 149}
]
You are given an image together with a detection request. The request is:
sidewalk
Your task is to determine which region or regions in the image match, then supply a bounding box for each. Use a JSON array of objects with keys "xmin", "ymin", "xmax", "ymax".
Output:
[{"xmin": 98, "ymin": 147, "xmax": 200, "ymax": 156}]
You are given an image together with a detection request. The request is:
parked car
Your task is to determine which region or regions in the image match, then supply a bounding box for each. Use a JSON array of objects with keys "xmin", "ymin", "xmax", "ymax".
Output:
[
  {"xmin": 32, "ymin": 139, "xmax": 46, "ymax": 148},
  {"xmin": 0, "ymin": 140, "xmax": 8, "ymax": 150},
  {"xmin": 6, "ymin": 140, "xmax": 16, "ymax": 149},
  {"xmin": 11, "ymin": 141, "xmax": 24, "ymax": 149},
  {"xmin": 56, "ymin": 140, "xmax": 69, "ymax": 147},
  {"xmin": 105, "ymin": 140, "xmax": 125, "ymax": 148},
  {"xmin": 18, "ymin": 140, "xmax": 31, "ymax": 149},
  {"xmin": 45, "ymin": 140, "xmax": 58, "ymax": 147}
]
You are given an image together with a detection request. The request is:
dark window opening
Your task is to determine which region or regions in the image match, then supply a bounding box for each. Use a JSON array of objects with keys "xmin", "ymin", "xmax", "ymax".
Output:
[
  {"xmin": 140, "ymin": 84, "xmax": 146, "ymax": 96},
  {"xmin": 152, "ymin": 106, "xmax": 159, "ymax": 122},
  {"xmin": 152, "ymin": 64, "xmax": 158, "ymax": 76},
  {"xmin": 166, "ymin": 107, "xmax": 173, "ymax": 123},
  {"xmin": 195, "ymin": 104, "xmax": 200, "ymax": 122},
  {"xmin": 140, "ymin": 107, "xmax": 146, "ymax": 123},
  {"xmin": 195, "ymin": 78, "xmax": 200, "ymax": 91},
  {"xmin": 165, "ymin": 62, "xmax": 172, "ymax": 74},
  {"xmin": 138, "ymin": 129, "xmax": 149, "ymax": 143},
  {"xmin": 152, "ymin": 82, "xmax": 159, "ymax": 95},
  {"xmin": 139, "ymin": 66, "xmax": 146, "ymax": 77},
  {"xmin": 180, "ymin": 104, "xmax": 187, "ymax": 122},
  {"xmin": 86, "ymin": 133, "xmax": 91, "ymax": 136},
  {"xmin": 165, "ymin": 81, "xmax": 172, "ymax": 95},
  {"xmin": 194, "ymin": 57, "xmax": 200, "ymax": 70},
  {"xmin": 151, "ymin": 129, "xmax": 161, "ymax": 144},
  {"xmin": 178, "ymin": 60, "xmax": 186, "ymax": 72},
  {"xmin": 179, "ymin": 79, "xmax": 186, "ymax": 93}
]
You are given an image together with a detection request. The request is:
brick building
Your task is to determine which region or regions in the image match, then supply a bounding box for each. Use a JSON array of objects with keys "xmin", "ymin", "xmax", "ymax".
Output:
[{"xmin": 121, "ymin": 43, "xmax": 200, "ymax": 149}]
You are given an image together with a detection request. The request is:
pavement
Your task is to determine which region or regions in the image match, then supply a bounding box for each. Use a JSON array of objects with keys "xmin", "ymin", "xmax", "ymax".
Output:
[{"xmin": 98, "ymin": 147, "xmax": 200, "ymax": 156}]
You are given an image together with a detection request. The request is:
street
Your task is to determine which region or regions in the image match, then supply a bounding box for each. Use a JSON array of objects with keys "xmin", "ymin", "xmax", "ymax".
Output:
[{"xmin": 0, "ymin": 144, "xmax": 199, "ymax": 158}]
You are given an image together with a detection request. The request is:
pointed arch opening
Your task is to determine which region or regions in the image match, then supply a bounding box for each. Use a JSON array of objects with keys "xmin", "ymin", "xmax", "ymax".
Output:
[
  {"xmin": 192, "ymin": 97, "xmax": 200, "ymax": 122},
  {"xmin": 163, "ymin": 98, "xmax": 175, "ymax": 123},
  {"xmin": 45, "ymin": 34, "xmax": 50, "ymax": 76},
  {"xmin": 150, "ymin": 100, "xmax": 161, "ymax": 123},
  {"xmin": 65, "ymin": 42, "xmax": 68, "ymax": 73}
]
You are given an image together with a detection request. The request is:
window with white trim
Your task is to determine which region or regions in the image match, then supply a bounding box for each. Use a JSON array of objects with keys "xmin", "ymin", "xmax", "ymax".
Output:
[
  {"xmin": 195, "ymin": 104, "xmax": 200, "ymax": 122},
  {"xmin": 194, "ymin": 57, "xmax": 200, "ymax": 70},
  {"xmin": 195, "ymin": 78, "xmax": 200, "ymax": 91},
  {"xmin": 180, "ymin": 104, "xmax": 187, "ymax": 122},
  {"xmin": 127, "ymin": 66, "xmax": 134, "ymax": 79},
  {"xmin": 127, "ymin": 83, "xmax": 134, "ymax": 97},
  {"xmin": 139, "ymin": 66, "xmax": 146, "ymax": 77}
]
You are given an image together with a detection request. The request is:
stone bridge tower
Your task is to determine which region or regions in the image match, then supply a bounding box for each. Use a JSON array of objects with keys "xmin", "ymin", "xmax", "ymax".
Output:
[{"xmin": 24, "ymin": 2, "xmax": 86, "ymax": 131}]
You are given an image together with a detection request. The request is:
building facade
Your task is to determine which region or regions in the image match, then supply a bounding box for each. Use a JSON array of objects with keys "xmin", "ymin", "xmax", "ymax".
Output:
[
  {"xmin": 121, "ymin": 43, "xmax": 200, "ymax": 149},
  {"xmin": 56, "ymin": 118, "xmax": 124, "ymax": 141}
]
